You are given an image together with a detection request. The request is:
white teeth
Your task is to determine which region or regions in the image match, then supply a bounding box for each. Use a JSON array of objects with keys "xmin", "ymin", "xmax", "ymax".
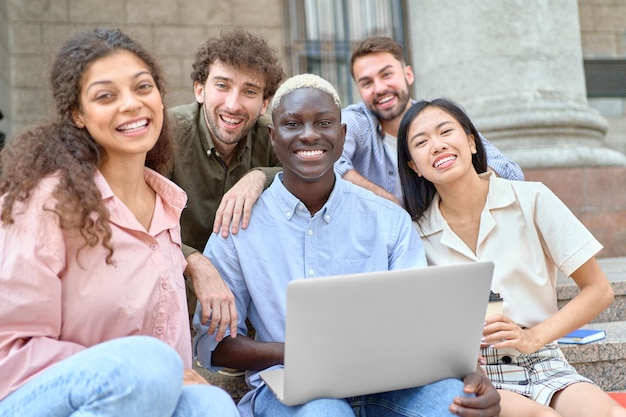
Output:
[
  {"xmin": 222, "ymin": 115, "xmax": 241, "ymax": 125},
  {"xmin": 377, "ymin": 95, "xmax": 393, "ymax": 104},
  {"xmin": 297, "ymin": 150, "xmax": 324, "ymax": 157},
  {"xmin": 434, "ymin": 156, "xmax": 455, "ymax": 168},
  {"xmin": 119, "ymin": 119, "xmax": 148, "ymax": 131}
]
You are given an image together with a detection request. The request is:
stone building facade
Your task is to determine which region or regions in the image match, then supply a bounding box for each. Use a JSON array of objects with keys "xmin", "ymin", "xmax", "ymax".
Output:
[{"xmin": 0, "ymin": 0, "xmax": 625, "ymax": 255}]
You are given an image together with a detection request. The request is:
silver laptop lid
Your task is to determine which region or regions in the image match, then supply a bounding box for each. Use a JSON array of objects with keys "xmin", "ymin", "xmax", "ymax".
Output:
[{"xmin": 279, "ymin": 262, "xmax": 494, "ymax": 405}]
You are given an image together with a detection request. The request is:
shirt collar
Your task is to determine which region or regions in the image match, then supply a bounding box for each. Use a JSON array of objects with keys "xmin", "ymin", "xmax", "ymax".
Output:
[
  {"xmin": 418, "ymin": 171, "xmax": 516, "ymax": 237},
  {"xmin": 94, "ymin": 168, "xmax": 188, "ymax": 215},
  {"xmin": 268, "ymin": 172, "xmax": 341, "ymax": 224}
]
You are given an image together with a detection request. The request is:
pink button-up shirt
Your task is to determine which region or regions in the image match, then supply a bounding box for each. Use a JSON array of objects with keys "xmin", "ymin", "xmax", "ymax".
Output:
[{"xmin": 0, "ymin": 169, "xmax": 189, "ymax": 400}]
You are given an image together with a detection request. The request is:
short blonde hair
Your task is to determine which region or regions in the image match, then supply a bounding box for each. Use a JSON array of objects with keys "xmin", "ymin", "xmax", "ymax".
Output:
[{"xmin": 270, "ymin": 73, "xmax": 341, "ymax": 115}]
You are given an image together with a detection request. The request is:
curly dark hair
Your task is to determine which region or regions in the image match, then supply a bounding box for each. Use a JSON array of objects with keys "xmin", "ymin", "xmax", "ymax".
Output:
[
  {"xmin": 0, "ymin": 27, "xmax": 173, "ymax": 263},
  {"xmin": 190, "ymin": 28, "xmax": 284, "ymax": 100},
  {"xmin": 397, "ymin": 98, "xmax": 488, "ymax": 224}
]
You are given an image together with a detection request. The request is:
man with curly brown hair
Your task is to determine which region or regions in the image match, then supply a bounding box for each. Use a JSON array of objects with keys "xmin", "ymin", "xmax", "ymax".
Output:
[{"xmin": 168, "ymin": 28, "xmax": 284, "ymax": 341}]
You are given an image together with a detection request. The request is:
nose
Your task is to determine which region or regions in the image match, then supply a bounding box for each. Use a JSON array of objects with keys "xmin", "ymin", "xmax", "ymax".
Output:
[
  {"xmin": 431, "ymin": 137, "xmax": 449, "ymax": 153},
  {"xmin": 119, "ymin": 91, "xmax": 142, "ymax": 113},
  {"xmin": 300, "ymin": 122, "xmax": 319, "ymax": 143},
  {"xmin": 224, "ymin": 90, "xmax": 243, "ymax": 113},
  {"xmin": 373, "ymin": 78, "xmax": 386, "ymax": 94}
]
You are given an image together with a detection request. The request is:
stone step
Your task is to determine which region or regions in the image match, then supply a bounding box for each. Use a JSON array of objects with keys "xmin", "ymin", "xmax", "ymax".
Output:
[
  {"xmin": 557, "ymin": 256, "xmax": 626, "ymax": 323},
  {"xmin": 560, "ymin": 320, "xmax": 626, "ymax": 392}
]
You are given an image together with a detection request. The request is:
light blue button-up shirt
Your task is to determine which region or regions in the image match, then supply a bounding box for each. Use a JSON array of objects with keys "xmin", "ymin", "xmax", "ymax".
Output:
[
  {"xmin": 335, "ymin": 101, "xmax": 525, "ymax": 204},
  {"xmin": 193, "ymin": 173, "xmax": 426, "ymax": 416}
]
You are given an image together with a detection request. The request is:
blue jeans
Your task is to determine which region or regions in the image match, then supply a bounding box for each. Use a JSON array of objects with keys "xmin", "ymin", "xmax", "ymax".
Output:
[
  {"xmin": 0, "ymin": 336, "xmax": 238, "ymax": 417},
  {"xmin": 253, "ymin": 378, "xmax": 468, "ymax": 417}
]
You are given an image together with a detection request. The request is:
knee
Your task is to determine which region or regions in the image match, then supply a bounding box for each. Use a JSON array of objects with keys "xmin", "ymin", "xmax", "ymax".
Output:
[
  {"xmin": 431, "ymin": 378, "xmax": 467, "ymax": 396},
  {"xmin": 98, "ymin": 336, "xmax": 183, "ymax": 399},
  {"xmin": 179, "ymin": 385, "xmax": 239, "ymax": 417},
  {"xmin": 535, "ymin": 408, "xmax": 561, "ymax": 417},
  {"xmin": 112, "ymin": 336, "xmax": 183, "ymax": 382}
]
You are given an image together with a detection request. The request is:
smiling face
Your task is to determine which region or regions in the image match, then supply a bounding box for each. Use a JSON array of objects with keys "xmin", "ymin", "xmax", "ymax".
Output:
[
  {"xmin": 194, "ymin": 60, "xmax": 269, "ymax": 151},
  {"xmin": 406, "ymin": 106, "xmax": 477, "ymax": 185},
  {"xmin": 269, "ymin": 88, "xmax": 346, "ymax": 189},
  {"xmin": 352, "ymin": 51, "xmax": 413, "ymax": 123},
  {"xmin": 72, "ymin": 50, "xmax": 164, "ymax": 164}
]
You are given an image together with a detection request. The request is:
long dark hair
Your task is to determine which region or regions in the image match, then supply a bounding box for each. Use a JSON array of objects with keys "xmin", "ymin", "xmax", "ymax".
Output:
[{"xmin": 397, "ymin": 98, "xmax": 488, "ymax": 223}]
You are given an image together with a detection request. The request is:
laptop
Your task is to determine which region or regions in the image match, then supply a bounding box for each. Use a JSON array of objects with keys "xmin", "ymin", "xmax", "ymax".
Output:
[{"xmin": 259, "ymin": 261, "xmax": 494, "ymax": 406}]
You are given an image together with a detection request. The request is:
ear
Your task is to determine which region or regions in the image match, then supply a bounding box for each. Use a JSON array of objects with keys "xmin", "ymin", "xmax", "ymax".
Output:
[
  {"xmin": 404, "ymin": 64, "xmax": 415, "ymax": 87},
  {"xmin": 407, "ymin": 160, "xmax": 421, "ymax": 177},
  {"xmin": 268, "ymin": 124, "xmax": 276, "ymax": 148},
  {"xmin": 72, "ymin": 109, "xmax": 84, "ymax": 128},
  {"xmin": 468, "ymin": 134, "xmax": 477, "ymax": 154},
  {"xmin": 259, "ymin": 97, "xmax": 270, "ymax": 116},
  {"xmin": 193, "ymin": 81, "xmax": 205, "ymax": 104}
]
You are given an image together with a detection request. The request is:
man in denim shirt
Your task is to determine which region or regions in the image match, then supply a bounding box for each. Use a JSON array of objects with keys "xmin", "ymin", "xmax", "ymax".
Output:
[
  {"xmin": 194, "ymin": 74, "xmax": 501, "ymax": 417},
  {"xmin": 335, "ymin": 37, "xmax": 524, "ymax": 206}
]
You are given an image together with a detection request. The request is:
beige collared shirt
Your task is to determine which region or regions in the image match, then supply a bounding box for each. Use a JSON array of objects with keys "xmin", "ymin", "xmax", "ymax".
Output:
[{"xmin": 417, "ymin": 172, "xmax": 602, "ymax": 328}]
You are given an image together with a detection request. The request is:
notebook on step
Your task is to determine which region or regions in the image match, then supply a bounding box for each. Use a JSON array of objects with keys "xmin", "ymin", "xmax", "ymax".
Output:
[{"xmin": 259, "ymin": 261, "xmax": 494, "ymax": 406}]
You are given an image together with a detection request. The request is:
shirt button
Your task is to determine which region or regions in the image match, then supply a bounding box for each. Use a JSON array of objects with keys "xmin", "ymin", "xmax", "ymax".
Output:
[
  {"xmin": 150, "ymin": 244, "xmax": 157, "ymax": 250},
  {"xmin": 324, "ymin": 214, "xmax": 330, "ymax": 221},
  {"xmin": 285, "ymin": 211, "xmax": 291, "ymax": 217},
  {"xmin": 155, "ymin": 327, "xmax": 164, "ymax": 335},
  {"xmin": 161, "ymin": 282, "xmax": 168, "ymax": 290},
  {"xmin": 501, "ymin": 356, "xmax": 512, "ymax": 364},
  {"xmin": 308, "ymin": 269, "xmax": 314, "ymax": 275},
  {"xmin": 298, "ymin": 204, "xmax": 305, "ymax": 211},
  {"xmin": 307, "ymin": 229, "xmax": 314, "ymax": 236}
]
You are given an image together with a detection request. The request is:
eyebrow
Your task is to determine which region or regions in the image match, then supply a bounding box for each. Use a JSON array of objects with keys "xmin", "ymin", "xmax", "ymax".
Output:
[
  {"xmin": 211, "ymin": 75, "xmax": 263, "ymax": 91},
  {"xmin": 410, "ymin": 120, "xmax": 453, "ymax": 141},
  {"xmin": 356, "ymin": 64, "xmax": 394, "ymax": 84},
  {"xmin": 85, "ymin": 70, "xmax": 151, "ymax": 93},
  {"xmin": 280, "ymin": 109, "xmax": 337, "ymax": 118}
]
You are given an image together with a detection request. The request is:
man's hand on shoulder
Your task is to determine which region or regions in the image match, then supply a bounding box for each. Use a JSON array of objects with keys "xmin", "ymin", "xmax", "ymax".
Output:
[
  {"xmin": 185, "ymin": 252, "xmax": 238, "ymax": 341},
  {"xmin": 449, "ymin": 370, "xmax": 500, "ymax": 417},
  {"xmin": 213, "ymin": 169, "xmax": 266, "ymax": 237}
]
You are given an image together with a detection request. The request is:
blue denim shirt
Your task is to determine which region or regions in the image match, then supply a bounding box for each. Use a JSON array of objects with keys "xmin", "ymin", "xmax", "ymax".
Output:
[
  {"xmin": 335, "ymin": 101, "xmax": 525, "ymax": 204},
  {"xmin": 193, "ymin": 173, "xmax": 426, "ymax": 417}
]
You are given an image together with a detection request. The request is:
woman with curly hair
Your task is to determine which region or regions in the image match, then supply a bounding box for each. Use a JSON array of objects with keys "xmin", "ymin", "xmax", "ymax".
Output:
[{"xmin": 0, "ymin": 27, "xmax": 238, "ymax": 416}]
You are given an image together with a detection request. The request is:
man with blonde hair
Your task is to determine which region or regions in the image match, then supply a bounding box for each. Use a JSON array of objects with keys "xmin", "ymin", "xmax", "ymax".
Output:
[{"xmin": 194, "ymin": 74, "xmax": 501, "ymax": 417}]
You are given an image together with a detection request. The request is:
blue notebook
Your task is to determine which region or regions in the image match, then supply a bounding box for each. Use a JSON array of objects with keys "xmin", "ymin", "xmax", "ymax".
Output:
[{"xmin": 557, "ymin": 329, "xmax": 606, "ymax": 344}]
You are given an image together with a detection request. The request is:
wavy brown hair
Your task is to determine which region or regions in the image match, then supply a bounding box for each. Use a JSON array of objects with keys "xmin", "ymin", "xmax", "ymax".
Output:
[
  {"xmin": 349, "ymin": 36, "xmax": 407, "ymax": 79},
  {"xmin": 190, "ymin": 28, "xmax": 284, "ymax": 101},
  {"xmin": 0, "ymin": 27, "xmax": 173, "ymax": 263}
]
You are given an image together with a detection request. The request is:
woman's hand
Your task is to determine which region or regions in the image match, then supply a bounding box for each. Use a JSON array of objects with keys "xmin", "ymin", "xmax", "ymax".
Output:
[{"xmin": 483, "ymin": 314, "xmax": 542, "ymax": 354}]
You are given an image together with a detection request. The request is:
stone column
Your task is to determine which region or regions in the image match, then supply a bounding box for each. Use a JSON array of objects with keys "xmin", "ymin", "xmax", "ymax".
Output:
[{"xmin": 406, "ymin": 0, "xmax": 626, "ymax": 169}]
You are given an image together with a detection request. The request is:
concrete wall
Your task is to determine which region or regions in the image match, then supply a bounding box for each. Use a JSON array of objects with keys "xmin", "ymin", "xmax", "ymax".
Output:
[
  {"xmin": 2, "ymin": 0, "xmax": 625, "ymax": 162},
  {"xmin": 579, "ymin": 0, "xmax": 626, "ymax": 156},
  {"xmin": 1, "ymin": 0, "xmax": 288, "ymax": 141},
  {"xmin": 0, "ymin": 0, "xmax": 9, "ymax": 144}
]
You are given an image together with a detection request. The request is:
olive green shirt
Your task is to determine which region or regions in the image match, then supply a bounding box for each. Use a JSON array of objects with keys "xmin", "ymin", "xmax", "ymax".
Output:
[{"xmin": 168, "ymin": 102, "xmax": 281, "ymax": 259}]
